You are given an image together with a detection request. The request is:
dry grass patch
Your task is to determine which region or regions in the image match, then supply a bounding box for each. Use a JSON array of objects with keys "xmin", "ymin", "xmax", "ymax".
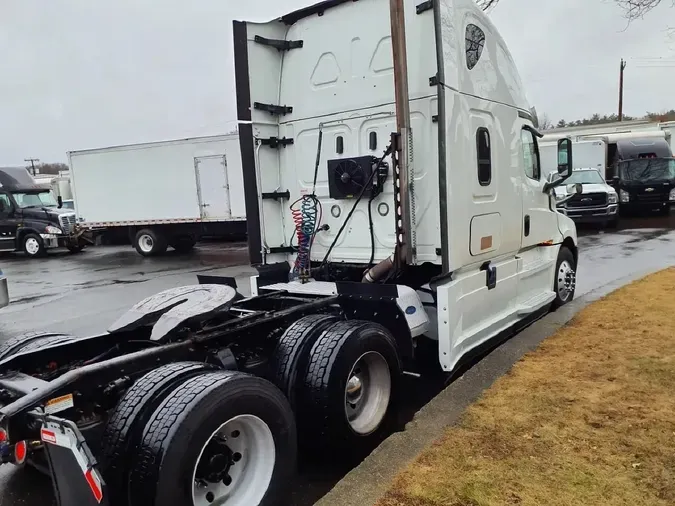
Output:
[{"xmin": 377, "ymin": 268, "xmax": 675, "ymax": 506}]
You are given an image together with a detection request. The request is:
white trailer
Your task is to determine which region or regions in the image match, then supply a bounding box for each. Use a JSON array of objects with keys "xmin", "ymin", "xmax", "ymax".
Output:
[
  {"xmin": 660, "ymin": 121, "xmax": 675, "ymax": 152},
  {"xmin": 68, "ymin": 134, "xmax": 246, "ymax": 256},
  {"xmin": 540, "ymin": 138, "xmax": 606, "ymax": 178}
]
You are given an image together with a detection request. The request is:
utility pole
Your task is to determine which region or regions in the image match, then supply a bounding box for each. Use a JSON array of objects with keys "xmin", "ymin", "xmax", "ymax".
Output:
[
  {"xmin": 618, "ymin": 58, "xmax": 627, "ymax": 121},
  {"xmin": 24, "ymin": 158, "xmax": 40, "ymax": 176}
]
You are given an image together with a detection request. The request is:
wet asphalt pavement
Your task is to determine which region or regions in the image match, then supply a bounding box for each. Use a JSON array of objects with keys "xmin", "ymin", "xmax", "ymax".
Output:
[{"xmin": 0, "ymin": 215, "xmax": 674, "ymax": 505}]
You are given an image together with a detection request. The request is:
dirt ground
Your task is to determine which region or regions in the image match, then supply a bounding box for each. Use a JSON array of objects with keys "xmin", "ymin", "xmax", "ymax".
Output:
[{"xmin": 377, "ymin": 268, "xmax": 675, "ymax": 506}]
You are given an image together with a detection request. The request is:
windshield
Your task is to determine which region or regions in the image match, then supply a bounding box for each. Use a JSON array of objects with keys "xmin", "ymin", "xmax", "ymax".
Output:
[
  {"xmin": 619, "ymin": 158, "xmax": 675, "ymax": 182},
  {"xmin": 546, "ymin": 170, "xmax": 605, "ymax": 184},
  {"xmin": 563, "ymin": 170, "xmax": 605, "ymax": 185},
  {"xmin": 12, "ymin": 191, "xmax": 58, "ymax": 208}
]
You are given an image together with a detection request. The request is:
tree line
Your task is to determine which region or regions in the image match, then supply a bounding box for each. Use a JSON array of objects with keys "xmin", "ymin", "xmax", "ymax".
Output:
[{"xmin": 538, "ymin": 109, "xmax": 675, "ymax": 130}]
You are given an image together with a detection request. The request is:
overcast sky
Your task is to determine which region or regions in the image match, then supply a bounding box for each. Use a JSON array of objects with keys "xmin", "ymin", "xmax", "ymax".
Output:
[{"xmin": 1, "ymin": 0, "xmax": 673, "ymax": 165}]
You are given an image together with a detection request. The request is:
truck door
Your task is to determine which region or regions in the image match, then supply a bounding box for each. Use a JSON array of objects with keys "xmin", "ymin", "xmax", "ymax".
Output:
[
  {"xmin": 194, "ymin": 155, "xmax": 231, "ymax": 220},
  {"xmin": 0, "ymin": 194, "xmax": 17, "ymax": 251},
  {"xmin": 519, "ymin": 127, "xmax": 560, "ymax": 249}
]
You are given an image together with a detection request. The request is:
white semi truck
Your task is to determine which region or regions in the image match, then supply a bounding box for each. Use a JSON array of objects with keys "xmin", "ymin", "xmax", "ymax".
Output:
[
  {"xmin": 0, "ymin": 1, "xmax": 580, "ymax": 505},
  {"xmin": 68, "ymin": 134, "xmax": 246, "ymax": 256}
]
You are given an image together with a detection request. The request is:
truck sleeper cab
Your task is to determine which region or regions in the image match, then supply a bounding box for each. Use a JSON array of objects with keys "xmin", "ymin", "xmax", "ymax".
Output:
[
  {"xmin": 0, "ymin": 167, "xmax": 89, "ymax": 257},
  {"xmin": 0, "ymin": 1, "xmax": 579, "ymax": 506}
]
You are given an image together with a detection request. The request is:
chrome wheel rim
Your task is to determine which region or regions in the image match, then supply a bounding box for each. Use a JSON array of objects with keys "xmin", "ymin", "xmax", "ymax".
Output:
[
  {"xmin": 192, "ymin": 415, "xmax": 276, "ymax": 506},
  {"xmin": 25, "ymin": 238, "xmax": 40, "ymax": 255},
  {"xmin": 344, "ymin": 351, "xmax": 391, "ymax": 435},
  {"xmin": 138, "ymin": 234, "xmax": 154, "ymax": 253},
  {"xmin": 557, "ymin": 260, "xmax": 576, "ymax": 302}
]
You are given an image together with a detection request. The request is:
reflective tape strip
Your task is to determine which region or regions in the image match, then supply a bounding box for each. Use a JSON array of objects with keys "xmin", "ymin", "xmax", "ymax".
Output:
[{"xmin": 85, "ymin": 468, "xmax": 103, "ymax": 503}]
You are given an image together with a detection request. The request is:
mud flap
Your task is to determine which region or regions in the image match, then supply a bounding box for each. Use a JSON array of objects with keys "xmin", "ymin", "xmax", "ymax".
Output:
[{"xmin": 40, "ymin": 418, "xmax": 109, "ymax": 506}]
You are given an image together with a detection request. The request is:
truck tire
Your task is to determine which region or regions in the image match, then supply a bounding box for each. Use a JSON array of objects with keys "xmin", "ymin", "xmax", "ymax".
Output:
[
  {"xmin": 23, "ymin": 233, "xmax": 46, "ymax": 258},
  {"xmin": 552, "ymin": 247, "xmax": 576, "ymax": 308},
  {"xmin": 134, "ymin": 229, "xmax": 168, "ymax": 257},
  {"xmin": 270, "ymin": 314, "xmax": 339, "ymax": 411},
  {"xmin": 170, "ymin": 235, "xmax": 197, "ymax": 254},
  {"xmin": 302, "ymin": 320, "xmax": 400, "ymax": 447},
  {"xmin": 99, "ymin": 362, "xmax": 216, "ymax": 506},
  {"xmin": 128, "ymin": 371, "xmax": 296, "ymax": 506},
  {"xmin": 0, "ymin": 331, "xmax": 77, "ymax": 361}
]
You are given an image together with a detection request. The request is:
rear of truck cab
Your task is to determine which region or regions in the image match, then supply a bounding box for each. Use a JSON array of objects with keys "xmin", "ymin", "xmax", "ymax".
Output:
[{"xmin": 234, "ymin": 0, "xmax": 579, "ymax": 374}]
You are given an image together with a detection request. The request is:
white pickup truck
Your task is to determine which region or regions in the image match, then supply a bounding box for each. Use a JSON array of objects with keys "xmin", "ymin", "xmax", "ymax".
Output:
[{"xmin": 550, "ymin": 168, "xmax": 618, "ymax": 227}]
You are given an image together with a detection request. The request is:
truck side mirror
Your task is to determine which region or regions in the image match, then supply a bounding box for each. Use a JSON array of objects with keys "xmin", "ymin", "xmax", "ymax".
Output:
[
  {"xmin": 557, "ymin": 138, "xmax": 573, "ymax": 178},
  {"xmin": 566, "ymin": 183, "xmax": 583, "ymax": 195},
  {"xmin": 57, "ymin": 195, "xmax": 63, "ymax": 209}
]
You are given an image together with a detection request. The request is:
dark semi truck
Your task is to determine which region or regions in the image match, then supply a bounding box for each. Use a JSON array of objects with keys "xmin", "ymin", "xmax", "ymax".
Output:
[
  {"xmin": 607, "ymin": 138, "xmax": 675, "ymax": 215},
  {"xmin": 0, "ymin": 167, "xmax": 90, "ymax": 256}
]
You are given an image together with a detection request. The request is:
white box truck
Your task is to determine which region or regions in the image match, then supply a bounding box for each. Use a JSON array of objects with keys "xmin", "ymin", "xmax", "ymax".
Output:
[
  {"xmin": 539, "ymin": 138, "xmax": 607, "ymax": 179},
  {"xmin": 0, "ymin": 1, "xmax": 581, "ymax": 505},
  {"xmin": 68, "ymin": 134, "xmax": 246, "ymax": 256}
]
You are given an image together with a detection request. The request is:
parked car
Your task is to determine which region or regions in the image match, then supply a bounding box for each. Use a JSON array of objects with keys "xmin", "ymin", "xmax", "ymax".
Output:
[
  {"xmin": 550, "ymin": 168, "xmax": 619, "ymax": 227},
  {"xmin": 0, "ymin": 266, "xmax": 8, "ymax": 308}
]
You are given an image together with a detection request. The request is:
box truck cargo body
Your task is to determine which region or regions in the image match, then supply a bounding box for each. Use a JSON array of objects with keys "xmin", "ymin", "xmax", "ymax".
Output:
[
  {"xmin": 68, "ymin": 134, "xmax": 246, "ymax": 256},
  {"xmin": 539, "ymin": 139, "xmax": 607, "ymax": 178}
]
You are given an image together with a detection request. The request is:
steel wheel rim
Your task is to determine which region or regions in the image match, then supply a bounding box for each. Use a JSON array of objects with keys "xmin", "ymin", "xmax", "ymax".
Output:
[
  {"xmin": 557, "ymin": 260, "xmax": 576, "ymax": 302},
  {"xmin": 191, "ymin": 414, "xmax": 276, "ymax": 506},
  {"xmin": 344, "ymin": 351, "xmax": 391, "ymax": 436},
  {"xmin": 25, "ymin": 238, "xmax": 40, "ymax": 255},
  {"xmin": 138, "ymin": 235, "xmax": 154, "ymax": 253}
]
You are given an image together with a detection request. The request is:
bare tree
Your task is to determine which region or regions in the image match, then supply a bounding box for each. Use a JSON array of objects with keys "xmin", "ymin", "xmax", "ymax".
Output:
[
  {"xmin": 538, "ymin": 113, "xmax": 553, "ymax": 130},
  {"xmin": 614, "ymin": 0, "xmax": 673, "ymax": 19},
  {"xmin": 475, "ymin": 0, "xmax": 673, "ymax": 17},
  {"xmin": 476, "ymin": 0, "xmax": 500, "ymax": 10}
]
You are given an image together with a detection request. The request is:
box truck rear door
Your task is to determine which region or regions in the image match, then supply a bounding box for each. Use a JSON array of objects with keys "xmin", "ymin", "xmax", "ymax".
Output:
[{"xmin": 194, "ymin": 155, "xmax": 231, "ymax": 220}]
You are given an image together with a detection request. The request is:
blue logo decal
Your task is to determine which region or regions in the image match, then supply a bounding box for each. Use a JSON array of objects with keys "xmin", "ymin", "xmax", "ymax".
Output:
[{"xmin": 405, "ymin": 305, "xmax": 416, "ymax": 315}]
